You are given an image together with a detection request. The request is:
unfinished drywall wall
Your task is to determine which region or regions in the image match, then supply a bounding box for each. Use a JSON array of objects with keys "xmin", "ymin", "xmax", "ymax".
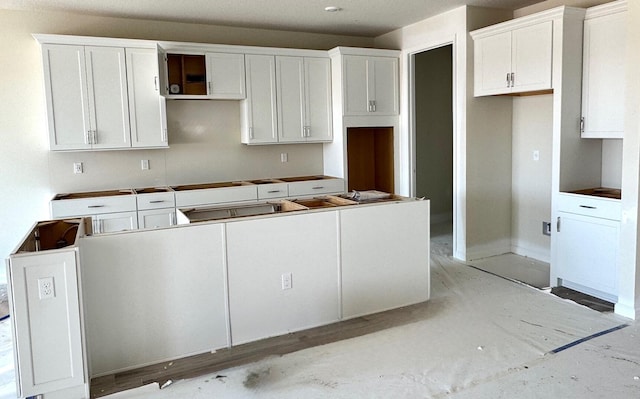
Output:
[
  {"xmin": 0, "ymin": 8, "xmax": 373, "ymax": 263},
  {"xmin": 511, "ymin": 95, "xmax": 553, "ymax": 262}
]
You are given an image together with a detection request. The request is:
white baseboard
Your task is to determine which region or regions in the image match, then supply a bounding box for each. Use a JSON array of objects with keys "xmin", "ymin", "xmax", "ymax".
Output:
[
  {"xmin": 614, "ymin": 300, "xmax": 639, "ymax": 320},
  {"xmin": 466, "ymin": 238, "xmax": 511, "ymax": 261},
  {"xmin": 510, "ymin": 243, "xmax": 550, "ymax": 264}
]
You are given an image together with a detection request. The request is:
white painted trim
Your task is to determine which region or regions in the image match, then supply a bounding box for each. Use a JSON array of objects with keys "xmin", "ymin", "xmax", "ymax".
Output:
[
  {"xmin": 510, "ymin": 243, "xmax": 551, "ymax": 264},
  {"xmin": 328, "ymin": 47, "xmax": 400, "ymax": 58},
  {"xmin": 561, "ymin": 279, "xmax": 617, "ymax": 303},
  {"xmin": 466, "ymin": 239, "xmax": 512, "ymax": 261},
  {"xmin": 33, "ymin": 33, "xmax": 157, "ymax": 48},
  {"xmin": 470, "ymin": 6, "xmax": 585, "ymax": 39},
  {"xmin": 585, "ymin": 0, "xmax": 627, "ymax": 19},
  {"xmin": 614, "ymin": 300, "xmax": 638, "ymax": 320},
  {"xmin": 404, "ymin": 34, "xmax": 462, "ymax": 260}
]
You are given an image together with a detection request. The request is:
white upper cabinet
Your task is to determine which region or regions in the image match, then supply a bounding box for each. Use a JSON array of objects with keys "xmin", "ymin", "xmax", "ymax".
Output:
[
  {"xmin": 276, "ymin": 56, "xmax": 332, "ymax": 143},
  {"xmin": 159, "ymin": 51, "xmax": 245, "ymax": 99},
  {"xmin": 126, "ymin": 48, "xmax": 168, "ymax": 148},
  {"xmin": 473, "ymin": 20, "xmax": 553, "ymax": 96},
  {"xmin": 42, "ymin": 44, "xmax": 131, "ymax": 150},
  {"xmin": 343, "ymin": 55, "xmax": 399, "ymax": 115},
  {"xmin": 581, "ymin": 2, "xmax": 627, "ymax": 139},
  {"xmin": 206, "ymin": 52, "xmax": 246, "ymax": 99},
  {"xmin": 38, "ymin": 36, "xmax": 169, "ymax": 151},
  {"xmin": 241, "ymin": 54, "xmax": 278, "ymax": 144}
]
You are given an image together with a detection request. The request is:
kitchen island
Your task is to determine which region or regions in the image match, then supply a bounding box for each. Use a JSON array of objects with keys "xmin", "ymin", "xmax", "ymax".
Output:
[{"xmin": 9, "ymin": 194, "xmax": 429, "ymax": 398}]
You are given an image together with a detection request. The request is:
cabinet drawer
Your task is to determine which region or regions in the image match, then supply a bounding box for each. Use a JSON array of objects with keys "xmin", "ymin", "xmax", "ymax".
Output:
[
  {"xmin": 174, "ymin": 185, "xmax": 258, "ymax": 208},
  {"xmin": 287, "ymin": 178, "xmax": 345, "ymax": 197},
  {"xmin": 136, "ymin": 192, "xmax": 176, "ymax": 210},
  {"xmin": 51, "ymin": 195, "xmax": 137, "ymax": 218},
  {"xmin": 557, "ymin": 193, "xmax": 621, "ymax": 220},
  {"xmin": 257, "ymin": 183, "xmax": 289, "ymax": 200}
]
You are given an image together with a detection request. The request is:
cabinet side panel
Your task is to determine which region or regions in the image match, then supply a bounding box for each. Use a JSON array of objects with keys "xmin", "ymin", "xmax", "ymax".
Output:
[
  {"xmin": 80, "ymin": 225, "xmax": 228, "ymax": 376},
  {"xmin": 11, "ymin": 251, "xmax": 84, "ymax": 396},
  {"xmin": 340, "ymin": 200, "xmax": 430, "ymax": 318}
]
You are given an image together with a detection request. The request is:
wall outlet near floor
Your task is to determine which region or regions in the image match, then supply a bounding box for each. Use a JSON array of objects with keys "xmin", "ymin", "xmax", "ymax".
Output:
[
  {"xmin": 281, "ymin": 272, "xmax": 292, "ymax": 290},
  {"xmin": 280, "ymin": 153, "xmax": 288, "ymax": 163},
  {"xmin": 141, "ymin": 159, "xmax": 150, "ymax": 170},
  {"xmin": 542, "ymin": 221, "xmax": 551, "ymax": 236},
  {"xmin": 73, "ymin": 162, "xmax": 83, "ymax": 174}
]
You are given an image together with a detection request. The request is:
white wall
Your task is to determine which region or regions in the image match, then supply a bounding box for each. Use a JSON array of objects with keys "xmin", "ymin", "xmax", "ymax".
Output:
[
  {"xmin": 511, "ymin": 95, "xmax": 553, "ymax": 262},
  {"xmin": 375, "ymin": 6, "xmax": 513, "ymax": 261},
  {"xmin": 0, "ymin": 8, "xmax": 373, "ymax": 262}
]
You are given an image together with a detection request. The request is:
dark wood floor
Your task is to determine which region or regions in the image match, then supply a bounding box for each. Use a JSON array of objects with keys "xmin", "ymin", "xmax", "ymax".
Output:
[
  {"xmin": 90, "ymin": 301, "xmax": 433, "ymax": 398},
  {"xmin": 551, "ymin": 286, "xmax": 614, "ymax": 312}
]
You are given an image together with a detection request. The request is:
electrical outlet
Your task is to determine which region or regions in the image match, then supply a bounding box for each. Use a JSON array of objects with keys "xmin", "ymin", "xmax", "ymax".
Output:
[
  {"xmin": 141, "ymin": 159, "xmax": 150, "ymax": 170},
  {"xmin": 542, "ymin": 221, "xmax": 551, "ymax": 236},
  {"xmin": 73, "ymin": 162, "xmax": 83, "ymax": 174},
  {"xmin": 281, "ymin": 272, "xmax": 292, "ymax": 290},
  {"xmin": 533, "ymin": 150, "xmax": 540, "ymax": 161},
  {"xmin": 38, "ymin": 277, "xmax": 55, "ymax": 300},
  {"xmin": 280, "ymin": 153, "xmax": 288, "ymax": 163}
]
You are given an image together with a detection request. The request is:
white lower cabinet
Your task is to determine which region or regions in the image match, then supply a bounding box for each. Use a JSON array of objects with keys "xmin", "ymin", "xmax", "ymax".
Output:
[
  {"xmin": 556, "ymin": 211, "xmax": 619, "ymax": 301},
  {"xmin": 226, "ymin": 211, "xmax": 340, "ymax": 345},
  {"xmin": 7, "ymin": 221, "xmax": 87, "ymax": 398},
  {"xmin": 137, "ymin": 208, "xmax": 176, "ymax": 229},
  {"xmin": 555, "ymin": 193, "xmax": 620, "ymax": 302},
  {"xmin": 94, "ymin": 211, "xmax": 138, "ymax": 233},
  {"xmin": 340, "ymin": 200, "xmax": 430, "ymax": 318}
]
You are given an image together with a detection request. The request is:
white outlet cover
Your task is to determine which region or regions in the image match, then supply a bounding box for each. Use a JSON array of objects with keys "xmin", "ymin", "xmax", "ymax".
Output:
[{"xmin": 38, "ymin": 276, "xmax": 55, "ymax": 300}]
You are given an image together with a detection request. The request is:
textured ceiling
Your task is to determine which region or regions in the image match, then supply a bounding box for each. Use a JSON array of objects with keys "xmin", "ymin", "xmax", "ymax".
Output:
[{"xmin": 0, "ymin": 0, "xmax": 543, "ymax": 37}]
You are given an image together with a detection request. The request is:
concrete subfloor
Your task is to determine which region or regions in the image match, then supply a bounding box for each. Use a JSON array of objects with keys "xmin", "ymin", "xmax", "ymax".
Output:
[{"xmin": 102, "ymin": 223, "xmax": 639, "ymax": 399}]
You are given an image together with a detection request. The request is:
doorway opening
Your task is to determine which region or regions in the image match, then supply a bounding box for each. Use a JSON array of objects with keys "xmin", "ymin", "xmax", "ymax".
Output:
[
  {"xmin": 413, "ymin": 44, "xmax": 454, "ymax": 240},
  {"xmin": 347, "ymin": 127, "xmax": 395, "ymax": 193}
]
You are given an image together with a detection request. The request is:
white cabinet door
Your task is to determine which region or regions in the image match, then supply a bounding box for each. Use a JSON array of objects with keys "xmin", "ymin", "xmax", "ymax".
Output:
[
  {"xmin": 8, "ymin": 250, "xmax": 85, "ymax": 397},
  {"xmin": 304, "ymin": 57, "xmax": 333, "ymax": 142},
  {"xmin": 474, "ymin": 31, "xmax": 512, "ymax": 96},
  {"xmin": 511, "ymin": 21, "xmax": 553, "ymax": 93},
  {"xmin": 275, "ymin": 56, "xmax": 332, "ymax": 143},
  {"xmin": 276, "ymin": 56, "xmax": 305, "ymax": 143},
  {"xmin": 126, "ymin": 48, "xmax": 168, "ymax": 148},
  {"xmin": 206, "ymin": 52, "xmax": 246, "ymax": 99},
  {"xmin": 343, "ymin": 55, "xmax": 399, "ymax": 116},
  {"xmin": 340, "ymin": 200, "xmax": 430, "ymax": 319},
  {"xmin": 138, "ymin": 208, "xmax": 176, "ymax": 229},
  {"xmin": 581, "ymin": 10, "xmax": 626, "ymax": 139},
  {"xmin": 42, "ymin": 44, "xmax": 92, "ymax": 150},
  {"xmin": 84, "ymin": 46, "xmax": 131, "ymax": 149},
  {"xmin": 368, "ymin": 56, "xmax": 399, "ymax": 115},
  {"xmin": 473, "ymin": 21, "xmax": 552, "ymax": 96},
  {"xmin": 241, "ymin": 54, "xmax": 278, "ymax": 144},
  {"xmin": 226, "ymin": 211, "xmax": 340, "ymax": 345},
  {"xmin": 556, "ymin": 212, "xmax": 619, "ymax": 301},
  {"xmin": 94, "ymin": 211, "xmax": 138, "ymax": 233}
]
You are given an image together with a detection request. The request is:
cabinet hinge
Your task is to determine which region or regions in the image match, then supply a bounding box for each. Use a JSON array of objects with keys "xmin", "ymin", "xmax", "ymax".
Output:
[
  {"xmin": 556, "ymin": 216, "xmax": 561, "ymax": 233},
  {"xmin": 580, "ymin": 117, "xmax": 585, "ymax": 133}
]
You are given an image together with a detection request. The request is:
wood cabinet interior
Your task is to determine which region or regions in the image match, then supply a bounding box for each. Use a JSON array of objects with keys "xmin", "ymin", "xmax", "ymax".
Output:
[
  {"xmin": 17, "ymin": 220, "xmax": 82, "ymax": 252},
  {"xmin": 347, "ymin": 127, "xmax": 394, "ymax": 193},
  {"xmin": 167, "ymin": 54, "xmax": 207, "ymax": 95}
]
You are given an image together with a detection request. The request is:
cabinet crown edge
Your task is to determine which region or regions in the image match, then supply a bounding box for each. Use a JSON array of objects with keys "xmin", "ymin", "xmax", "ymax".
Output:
[
  {"xmin": 328, "ymin": 46, "xmax": 400, "ymax": 58},
  {"xmin": 470, "ymin": 6, "xmax": 586, "ymax": 39},
  {"xmin": 585, "ymin": 0, "xmax": 627, "ymax": 19}
]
